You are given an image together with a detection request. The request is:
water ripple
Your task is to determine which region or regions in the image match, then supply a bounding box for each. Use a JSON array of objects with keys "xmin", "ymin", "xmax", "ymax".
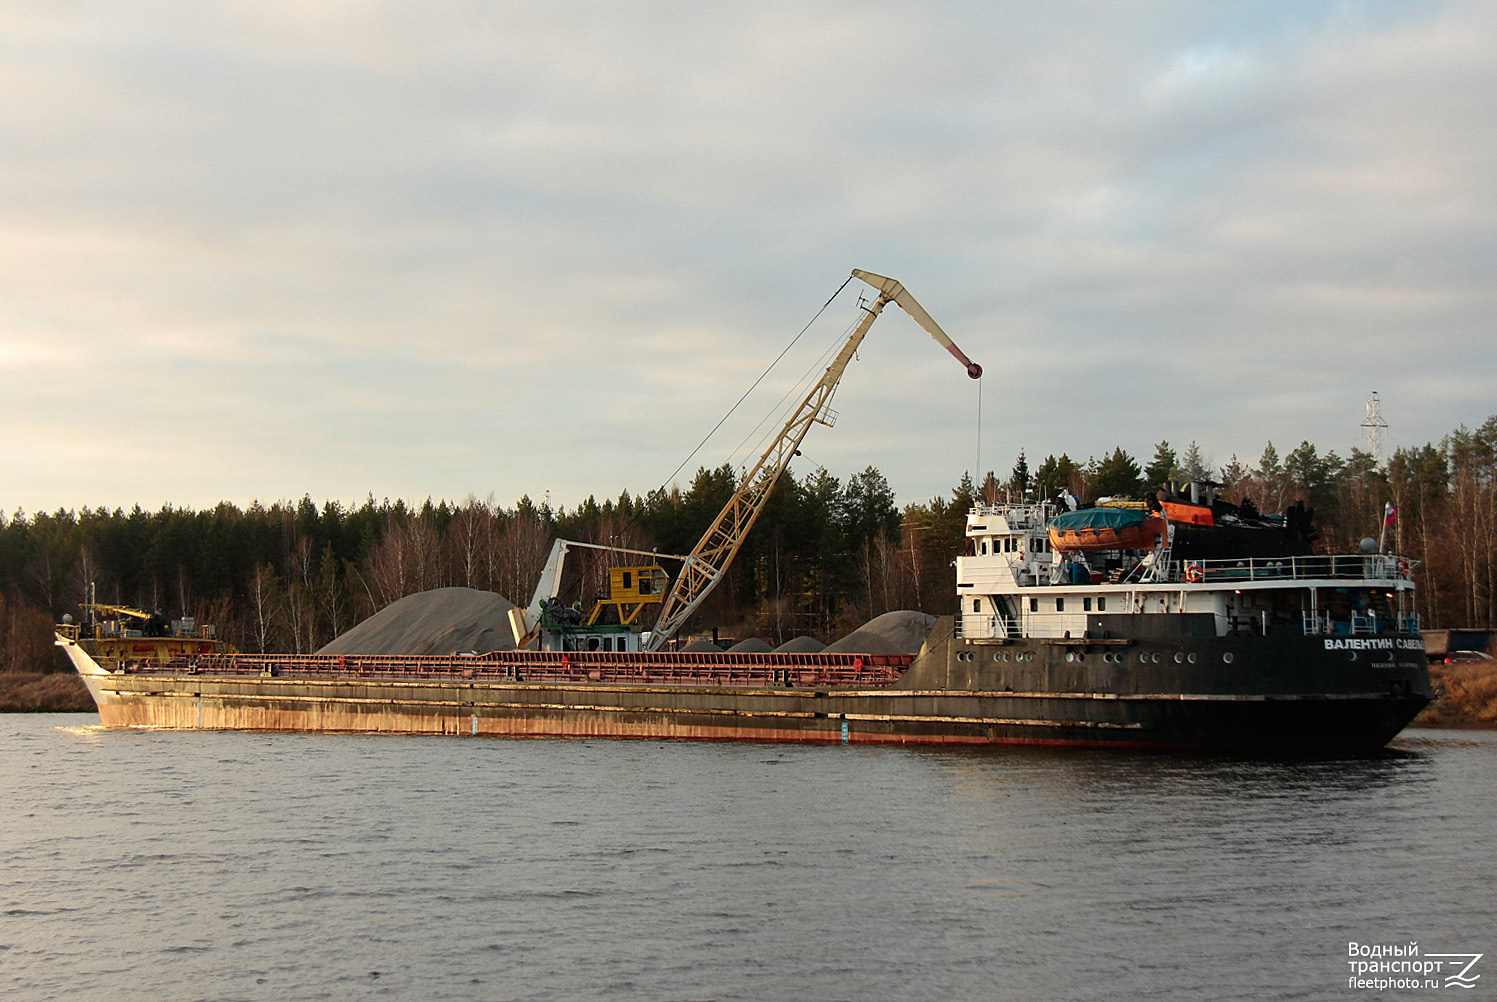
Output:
[{"xmin": 1, "ymin": 717, "xmax": 1492, "ymax": 1001}]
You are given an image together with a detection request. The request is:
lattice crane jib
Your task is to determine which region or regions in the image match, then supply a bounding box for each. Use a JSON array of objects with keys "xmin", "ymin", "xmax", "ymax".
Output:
[{"xmin": 644, "ymin": 270, "xmax": 981, "ymax": 651}]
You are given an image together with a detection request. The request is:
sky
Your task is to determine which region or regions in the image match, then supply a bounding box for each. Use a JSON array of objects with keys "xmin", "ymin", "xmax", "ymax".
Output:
[{"xmin": 3, "ymin": 0, "xmax": 1494, "ymax": 516}]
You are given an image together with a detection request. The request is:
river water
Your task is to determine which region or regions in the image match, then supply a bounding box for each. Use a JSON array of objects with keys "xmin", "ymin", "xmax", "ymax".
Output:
[{"xmin": 0, "ymin": 715, "xmax": 1492, "ymax": 1001}]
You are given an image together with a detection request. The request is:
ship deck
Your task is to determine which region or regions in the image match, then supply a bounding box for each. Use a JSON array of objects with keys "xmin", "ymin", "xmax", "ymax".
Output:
[{"xmin": 106, "ymin": 649, "xmax": 916, "ymax": 690}]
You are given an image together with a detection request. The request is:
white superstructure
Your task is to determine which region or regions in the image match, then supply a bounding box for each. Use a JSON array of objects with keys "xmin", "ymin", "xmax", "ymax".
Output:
[{"xmin": 954, "ymin": 501, "xmax": 1419, "ymax": 643}]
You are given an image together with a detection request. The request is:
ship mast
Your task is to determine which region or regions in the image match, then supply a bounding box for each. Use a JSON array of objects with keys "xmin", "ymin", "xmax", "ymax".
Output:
[{"xmin": 644, "ymin": 269, "xmax": 980, "ymax": 651}]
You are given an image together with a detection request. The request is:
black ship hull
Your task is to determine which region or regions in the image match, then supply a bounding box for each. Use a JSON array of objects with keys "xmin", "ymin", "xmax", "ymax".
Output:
[{"xmin": 65, "ymin": 619, "xmax": 1431, "ymax": 752}]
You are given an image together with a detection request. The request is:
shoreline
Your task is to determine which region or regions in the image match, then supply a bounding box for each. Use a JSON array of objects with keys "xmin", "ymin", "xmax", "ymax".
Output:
[{"xmin": 0, "ymin": 672, "xmax": 96, "ymax": 713}]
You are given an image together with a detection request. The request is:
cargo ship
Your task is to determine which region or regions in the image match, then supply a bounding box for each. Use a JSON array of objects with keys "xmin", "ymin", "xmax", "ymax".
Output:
[
  {"xmin": 52, "ymin": 270, "xmax": 1431, "ymax": 749},
  {"xmin": 54, "ymin": 489, "xmax": 1430, "ymax": 750}
]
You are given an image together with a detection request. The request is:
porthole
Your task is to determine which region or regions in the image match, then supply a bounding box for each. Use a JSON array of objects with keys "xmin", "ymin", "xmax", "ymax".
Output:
[
  {"xmin": 1065, "ymin": 652, "xmax": 1075, "ymax": 663},
  {"xmin": 1138, "ymin": 652, "xmax": 1149, "ymax": 664},
  {"xmin": 1152, "ymin": 652, "xmax": 1163, "ymax": 664},
  {"xmin": 1223, "ymin": 652, "xmax": 1234, "ymax": 664},
  {"xmin": 1174, "ymin": 652, "xmax": 1185, "ymax": 664},
  {"xmin": 1187, "ymin": 652, "xmax": 1197, "ymax": 664}
]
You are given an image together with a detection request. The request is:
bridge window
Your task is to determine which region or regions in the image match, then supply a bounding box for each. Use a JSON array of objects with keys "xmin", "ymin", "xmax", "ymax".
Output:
[
  {"xmin": 1029, "ymin": 598, "xmax": 1038, "ymax": 612},
  {"xmin": 973, "ymin": 599, "xmax": 982, "ymax": 613},
  {"xmin": 1083, "ymin": 597, "xmax": 1092, "ymax": 612},
  {"xmin": 1056, "ymin": 598, "xmax": 1065, "ymax": 612}
]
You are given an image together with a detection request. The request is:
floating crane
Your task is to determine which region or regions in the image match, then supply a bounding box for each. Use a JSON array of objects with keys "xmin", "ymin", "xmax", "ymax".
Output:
[
  {"xmin": 507, "ymin": 539, "xmax": 686, "ymax": 652},
  {"xmin": 642, "ymin": 269, "xmax": 980, "ymax": 651}
]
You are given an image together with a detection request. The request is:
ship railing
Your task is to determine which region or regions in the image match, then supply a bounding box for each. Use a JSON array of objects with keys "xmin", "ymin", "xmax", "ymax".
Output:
[
  {"xmin": 125, "ymin": 650, "xmax": 915, "ymax": 688},
  {"xmin": 971, "ymin": 502, "xmax": 1053, "ymax": 529},
  {"xmin": 954, "ymin": 614, "xmax": 1022, "ymax": 640},
  {"xmin": 1302, "ymin": 612, "xmax": 1421, "ymax": 637},
  {"xmin": 1164, "ymin": 553, "xmax": 1414, "ymax": 584}
]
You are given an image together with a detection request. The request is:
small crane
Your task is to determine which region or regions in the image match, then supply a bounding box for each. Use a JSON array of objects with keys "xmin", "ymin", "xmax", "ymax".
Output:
[{"xmin": 643, "ymin": 269, "xmax": 980, "ymax": 650}]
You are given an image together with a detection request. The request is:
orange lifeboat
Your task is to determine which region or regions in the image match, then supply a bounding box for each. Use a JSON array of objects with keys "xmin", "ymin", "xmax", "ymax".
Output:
[
  {"xmin": 1160, "ymin": 499, "xmax": 1214, "ymax": 526},
  {"xmin": 1048, "ymin": 508, "xmax": 1165, "ymax": 552}
]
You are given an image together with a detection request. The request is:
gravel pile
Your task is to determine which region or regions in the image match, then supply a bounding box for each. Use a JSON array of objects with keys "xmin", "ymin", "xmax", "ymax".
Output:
[
  {"xmin": 773, "ymin": 636, "xmax": 826, "ymax": 654},
  {"xmin": 857, "ymin": 610, "xmax": 937, "ymax": 653},
  {"xmin": 822, "ymin": 611, "xmax": 936, "ymax": 654},
  {"xmin": 317, "ymin": 587, "xmax": 519, "ymax": 656},
  {"xmin": 823, "ymin": 630, "xmax": 903, "ymax": 654},
  {"xmin": 317, "ymin": 589, "xmax": 936, "ymax": 660}
]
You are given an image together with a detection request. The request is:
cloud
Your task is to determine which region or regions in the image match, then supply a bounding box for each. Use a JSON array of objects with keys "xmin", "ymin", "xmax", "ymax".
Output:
[{"xmin": 1, "ymin": 0, "xmax": 1494, "ymax": 514}]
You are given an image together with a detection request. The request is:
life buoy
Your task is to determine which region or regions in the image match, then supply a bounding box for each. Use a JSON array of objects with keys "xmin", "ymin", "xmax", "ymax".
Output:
[
  {"xmin": 1398, "ymin": 559, "xmax": 1410, "ymax": 579},
  {"xmin": 1184, "ymin": 562, "xmax": 1204, "ymax": 583}
]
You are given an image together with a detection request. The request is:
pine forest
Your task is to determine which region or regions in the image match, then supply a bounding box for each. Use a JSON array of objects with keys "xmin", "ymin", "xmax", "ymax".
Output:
[{"xmin": 4, "ymin": 416, "xmax": 1496, "ymax": 675}]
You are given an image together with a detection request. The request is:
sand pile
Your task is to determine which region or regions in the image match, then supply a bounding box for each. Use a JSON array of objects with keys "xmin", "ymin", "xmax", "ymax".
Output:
[
  {"xmin": 823, "ymin": 610, "xmax": 936, "ymax": 655},
  {"xmin": 824, "ymin": 630, "xmax": 901, "ymax": 654},
  {"xmin": 726, "ymin": 637, "xmax": 774, "ymax": 653},
  {"xmin": 774, "ymin": 636, "xmax": 826, "ymax": 654},
  {"xmin": 861, "ymin": 610, "xmax": 937, "ymax": 653},
  {"xmin": 318, "ymin": 587, "xmax": 518, "ymax": 656},
  {"xmin": 677, "ymin": 639, "xmax": 724, "ymax": 653}
]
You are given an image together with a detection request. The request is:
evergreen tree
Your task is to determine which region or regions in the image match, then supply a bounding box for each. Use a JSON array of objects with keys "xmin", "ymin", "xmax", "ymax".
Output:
[
  {"xmin": 1143, "ymin": 441, "xmax": 1177, "ymax": 492},
  {"xmin": 1180, "ymin": 441, "xmax": 1212, "ymax": 483},
  {"xmin": 1032, "ymin": 454, "xmax": 1078, "ymax": 501},
  {"xmin": 1008, "ymin": 451, "xmax": 1031, "ymax": 499},
  {"xmin": 1091, "ymin": 447, "xmax": 1143, "ymax": 500}
]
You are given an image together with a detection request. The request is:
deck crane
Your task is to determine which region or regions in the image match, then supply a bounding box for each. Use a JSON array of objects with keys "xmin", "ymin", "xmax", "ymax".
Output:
[{"xmin": 643, "ymin": 269, "xmax": 981, "ymax": 651}]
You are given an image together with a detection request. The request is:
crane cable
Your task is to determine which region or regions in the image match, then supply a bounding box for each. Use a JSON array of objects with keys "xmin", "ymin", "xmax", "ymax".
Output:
[
  {"xmin": 727, "ymin": 312, "xmax": 855, "ymax": 470},
  {"xmin": 650, "ymin": 274, "xmax": 854, "ymax": 497},
  {"xmin": 559, "ymin": 274, "xmax": 856, "ymax": 601}
]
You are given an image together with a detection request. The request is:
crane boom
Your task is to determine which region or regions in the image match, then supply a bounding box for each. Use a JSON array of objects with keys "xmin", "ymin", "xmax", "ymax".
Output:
[
  {"xmin": 851, "ymin": 269, "xmax": 983, "ymax": 379},
  {"xmin": 644, "ymin": 270, "xmax": 979, "ymax": 651}
]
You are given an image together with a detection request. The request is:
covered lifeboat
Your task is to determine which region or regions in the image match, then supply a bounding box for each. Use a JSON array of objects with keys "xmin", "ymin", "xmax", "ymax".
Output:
[{"xmin": 1048, "ymin": 507, "xmax": 1165, "ymax": 552}]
